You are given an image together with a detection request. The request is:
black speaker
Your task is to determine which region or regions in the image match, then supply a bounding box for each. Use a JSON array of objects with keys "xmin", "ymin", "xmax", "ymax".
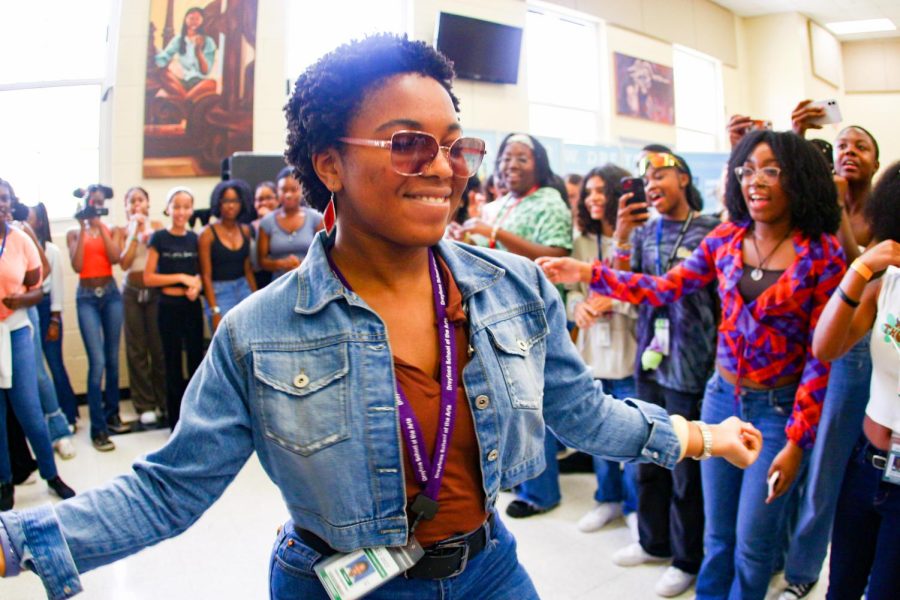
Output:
[{"xmin": 221, "ymin": 152, "xmax": 287, "ymax": 194}]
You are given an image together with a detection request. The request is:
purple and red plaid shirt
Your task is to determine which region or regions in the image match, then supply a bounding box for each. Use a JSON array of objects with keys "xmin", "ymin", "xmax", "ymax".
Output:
[{"xmin": 590, "ymin": 220, "xmax": 846, "ymax": 449}]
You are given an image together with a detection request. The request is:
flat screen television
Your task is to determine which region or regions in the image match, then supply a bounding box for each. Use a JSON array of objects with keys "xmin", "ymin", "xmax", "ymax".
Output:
[{"xmin": 435, "ymin": 12, "xmax": 523, "ymax": 85}]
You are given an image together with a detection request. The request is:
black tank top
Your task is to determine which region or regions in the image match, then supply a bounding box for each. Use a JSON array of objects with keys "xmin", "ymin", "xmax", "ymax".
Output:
[
  {"xmin": 738, "ymin": 267, "xmax": 785, "ymax": 303},
  {"xmin": 210, "ymin": 224, "xmax": 249, "ymax": 281}
]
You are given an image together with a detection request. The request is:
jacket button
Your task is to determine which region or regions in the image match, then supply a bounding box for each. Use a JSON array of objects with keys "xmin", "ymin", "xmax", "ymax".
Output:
[
  {"xmin": 293, "ymin": 373, "xmax": 310, "ymax": 388},
  {"xmin": 475, "ymin": 395, "xmax": 490, "ymax": 409},
  {"xmin": 487, "ymin": 449, "xmax": 499, "ymax": 461},
  {"xmin": 517, "ymin": 339, "xmax": 528, "ymax": 351}
]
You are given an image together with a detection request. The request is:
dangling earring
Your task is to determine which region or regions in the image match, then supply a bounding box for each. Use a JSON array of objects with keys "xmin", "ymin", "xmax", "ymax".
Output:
[{"xmin": 323, "ymin": 191, "xmax": 336, "ymax": 235}]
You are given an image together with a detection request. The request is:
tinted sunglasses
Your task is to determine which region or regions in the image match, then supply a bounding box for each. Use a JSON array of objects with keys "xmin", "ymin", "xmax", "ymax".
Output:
[
  {"xmin": 637, "ymin": 152, "xmax": 685, "ymax": 177},
  {"xmin": 339, "ymin": 130, "xmax": 486, "ymax": 178}
]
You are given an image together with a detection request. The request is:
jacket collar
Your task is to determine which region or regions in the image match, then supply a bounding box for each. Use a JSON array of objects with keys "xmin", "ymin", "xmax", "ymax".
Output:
[{"xmin": 294, "ymin": 233, "xmax": 504, "ymax": 315}]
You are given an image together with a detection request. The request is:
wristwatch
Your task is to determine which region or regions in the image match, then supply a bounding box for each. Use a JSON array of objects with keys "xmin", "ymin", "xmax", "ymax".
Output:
[
  {"xmin": 692, "ymin": 421, "xmax": 713, "ymax": 460},
  {"xmin": 211, "ymin": 305, "xmax": 221, "ymax": 315}
]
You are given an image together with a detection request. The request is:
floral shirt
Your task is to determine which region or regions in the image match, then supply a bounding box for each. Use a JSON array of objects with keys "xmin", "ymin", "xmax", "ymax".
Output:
[
  {"xmin": 590, "ymin": 220, "xmax": 846, "ymax": 449},
  {"xmin": 484, "ymin": 187, "xmax": 572, "ymax": 251}
]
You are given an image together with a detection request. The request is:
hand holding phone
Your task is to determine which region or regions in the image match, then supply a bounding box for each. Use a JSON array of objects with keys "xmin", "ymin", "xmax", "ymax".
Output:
[
  {"xmin": 767, "ymin": 471, "xmax": 780, "ymax": 503},
  {"xmin": 620, "ymin": 177, "xmax": 649, "ymax": 220},
  {"xmin": 808, "ymin": 99, "xmax": 842, "ymax": 126}
]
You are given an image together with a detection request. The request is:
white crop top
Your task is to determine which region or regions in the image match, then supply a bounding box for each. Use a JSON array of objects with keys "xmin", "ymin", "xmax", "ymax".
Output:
[{"xmin": 867, "ymin": 265, "xmax": 900, "ymax": 433}]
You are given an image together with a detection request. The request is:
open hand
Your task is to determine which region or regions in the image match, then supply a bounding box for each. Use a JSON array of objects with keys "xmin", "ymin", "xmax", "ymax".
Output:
[{"xmin": 536, "ymin": 256, "xmax": 593, "ymax": 285}]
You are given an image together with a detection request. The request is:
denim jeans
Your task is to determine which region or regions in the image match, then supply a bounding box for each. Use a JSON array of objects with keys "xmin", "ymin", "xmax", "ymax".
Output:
[
  {"xmin": 27, "ymin": 307, "xmax": 70, "ymax": 442},
  {"xmin": 204, "ymin": 277, "xmax": 253, "ymax": 328},
  {"xmin": 635, "ymin": 377, "xmax": 705, "ymax": 573},
  {"xmin": 269, "ymin": 512, "xmax": 539, "ymax": 599},
  {"xmin": 76, "ymin": 282, "xmax": 123, "ymax": 437},
  {"xmin": 784, "ymin": 333, "xmax": 872, "ymax": 585},
  {"xmin": 696, "ymin": 373, "xmax": 801, "ymax": 600},
  {"xmin": 0, "ymin": 327, "xmax": 58, "ymax": 483},
  {"xmin": 516, "ymin": 377, "xmax": 639, "ymax": 511},
  {"xmin": 122, "ymin": 284, "xmax": 166, "ymax": 415},
  {"xmin": 827, "ymin": 439, "xmax": 900, "ymax": 600},
  {"xmin": 36, "ymin": 295, "xmax": 79, "ymax": 425}
]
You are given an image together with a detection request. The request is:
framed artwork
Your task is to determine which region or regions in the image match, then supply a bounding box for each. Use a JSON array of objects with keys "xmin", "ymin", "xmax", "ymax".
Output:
[
  {"xmin": 143, "ymin": 0, "xmax": 258, "ymax": 177},
  {"xmin": 614, "ymin": 52, "xmax": 675, "ymax": 125}
]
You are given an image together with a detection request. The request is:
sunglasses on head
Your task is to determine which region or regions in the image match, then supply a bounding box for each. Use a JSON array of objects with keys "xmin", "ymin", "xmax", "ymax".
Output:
[
  {"xmin": 339, "ymin": 130, "xmax": 487, "ymax": 178},
  {"xmin": 638, "ymin": 152, "xmax": 684, "ymax": 177}
]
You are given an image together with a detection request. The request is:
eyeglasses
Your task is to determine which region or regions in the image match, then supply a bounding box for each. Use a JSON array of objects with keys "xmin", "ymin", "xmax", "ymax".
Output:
[
  {"xmin": 638, "ymin": 152, "xmax": 684, "ymax": 176},
  {"xmin": 339, "ymin": 130, "xmax": 487, "ymax": 178},
  {"xmin": 734, "ymin": 166, "xmax": 781, "ymax": 184}
]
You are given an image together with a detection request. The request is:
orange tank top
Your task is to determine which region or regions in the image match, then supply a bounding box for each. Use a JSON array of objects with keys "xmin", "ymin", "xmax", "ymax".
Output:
[{"xmin": 80, "ymin": 227, "xmax": 114, "ymax": 279}]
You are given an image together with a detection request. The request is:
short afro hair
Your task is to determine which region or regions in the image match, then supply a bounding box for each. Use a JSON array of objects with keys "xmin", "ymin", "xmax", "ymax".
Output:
[
  {"xmin": 725, "ymin": 130, "xmax": 840, "ymax": 238},
  {"xmin": 285, "ymin": 34, "xmax": 459, "ymax": 211},
  {"xmin": 210, "ymin": 179, "xmax": 252, "ymax": 220},
  {"xmin": 864, "ymin": 160, "xmax": 900, "ymax": 243}
]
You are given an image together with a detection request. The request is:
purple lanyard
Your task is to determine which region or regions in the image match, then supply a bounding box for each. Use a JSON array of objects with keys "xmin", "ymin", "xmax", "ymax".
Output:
[{"xmin": 326, "ymin": 248, "xmax": 458, "ymax": 513}]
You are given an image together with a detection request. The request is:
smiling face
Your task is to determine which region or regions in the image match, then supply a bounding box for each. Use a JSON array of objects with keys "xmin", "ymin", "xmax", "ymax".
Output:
[
  {"xmin": 324, "ymin": 73, "xmax": 467, "ymax": 249},
  {"xmin": 834, "ymin": 127, "xmax": 879, "ymax": 184},
  {"xmin": 643, "ymin": 166, "xmax": 688, "ymax": 217},
  {"xmin": 184, "ymin": 10, "xmax": 203, "ymax": 33},
  {"xmin": 255, "ymin": 185, "xmax": 278, "ymax": 217},
  {"xmin": 584, "ymin": 176, "xmax": 607, "ymax": 222},
  {"xmin": 167, "ymin": 192, "xmax": 194, "ymax": 228},
  {"xmin": 499, "ymin": 142, "xmax": 537, "ymax": 198},
  {"xmin": 741, "ymin": 142, "xmax": 791, "ymax": 226}
]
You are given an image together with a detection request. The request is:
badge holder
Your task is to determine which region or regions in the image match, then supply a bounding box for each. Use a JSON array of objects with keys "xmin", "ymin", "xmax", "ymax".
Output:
[
  {"xmin": 883, "ymin": 437, "xmax": 900, "ymax": 486},
  {"xmin": 314, "ymin": 496, "xmax": 435, "ymax": 600}
]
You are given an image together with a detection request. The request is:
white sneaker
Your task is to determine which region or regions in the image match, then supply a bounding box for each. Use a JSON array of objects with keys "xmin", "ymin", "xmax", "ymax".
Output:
[
  {"xmin": 625, "ymin": 511, "xmax": 639, "ymax": 542},
  {"xmin": 140, "ymin": 411, "xmax": 159, "ymax": 426},
  {"xmin": 53, "ymin": 437, "xmax": 76, "ymax": 460},
  {"xmin": 612, "ymin": 542, "xmax": 671, "ymax": 567},
  {"xmin": 577, "ymin": 502, "xmax": 623, "ymax": 532},
  {"xmin": 655, "ymin": 566, "xmax": 696, "ymax": 597}
]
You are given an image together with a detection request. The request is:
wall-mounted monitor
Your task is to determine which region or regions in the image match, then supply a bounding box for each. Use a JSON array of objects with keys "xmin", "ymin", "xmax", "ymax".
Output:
[{"xmin": 435, "ymin": 12, "xmax": 523, "ymax": 85}]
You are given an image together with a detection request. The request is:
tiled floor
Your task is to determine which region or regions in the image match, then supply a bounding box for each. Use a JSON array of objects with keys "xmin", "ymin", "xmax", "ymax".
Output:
[{"xmin": 5, "ymin": 404, "xmax": 828, "ymax": 599}]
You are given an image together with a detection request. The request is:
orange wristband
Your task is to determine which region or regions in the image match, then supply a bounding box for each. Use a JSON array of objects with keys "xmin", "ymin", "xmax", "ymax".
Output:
[{"xmin": 850, "ymin": 258, "xmax": 873, "ymax": 281}]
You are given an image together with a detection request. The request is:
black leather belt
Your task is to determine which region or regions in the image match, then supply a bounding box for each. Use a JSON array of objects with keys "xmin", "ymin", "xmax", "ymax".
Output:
[
  {"xmin": 296, "ymin": 512, "xmax": 495, "ymax": 580},
  {"xmin": 865, "ymin": 445, "xmax": 888, "ymax": 471}
]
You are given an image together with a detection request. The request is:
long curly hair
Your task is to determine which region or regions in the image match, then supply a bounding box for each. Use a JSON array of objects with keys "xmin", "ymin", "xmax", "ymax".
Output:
[
  {"xmin": 864, "ymin": 160, "xmax": 900, "ymax": 243},
  {"xmin": 284, "ymin": 34, "xmax": 459, "ymax": 212},
  {"xmin": 576, "ymin": 164, "xmax": 631, "ymax": 236},
  {"xmin": 725, "ymin": 130, "xmax": 840, "ymax": 238}
]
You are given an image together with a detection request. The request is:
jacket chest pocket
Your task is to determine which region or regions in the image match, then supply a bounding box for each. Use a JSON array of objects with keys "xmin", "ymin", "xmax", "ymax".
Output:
[
  {"xmin": 252, "ymin": 343, "xmax": 350, "ymax": 456},
  {"xmin": 484, "ymin": 311, "xmax": 549, "ymax": 410}
]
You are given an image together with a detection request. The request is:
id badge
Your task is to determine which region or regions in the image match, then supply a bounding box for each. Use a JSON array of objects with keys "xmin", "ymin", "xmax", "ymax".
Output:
[
  {"xmin": 654, "ymin": 318, "xmax": 670, "ymax": 356},
  {"xmin": 883, "ymin": 437, "xmax": 900, "ymax": 485},
  {"xmin": 315, "ymin": 537, "xmax": 425, "ymax": 600},
  {"xmin": 596, "ymin": 321, "xmax": 612, "ymax": 347}
]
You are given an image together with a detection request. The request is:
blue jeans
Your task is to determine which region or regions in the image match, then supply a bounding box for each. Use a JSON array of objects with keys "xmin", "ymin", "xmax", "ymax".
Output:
[
  {"xmin": 27, "ymin": 307, "xmax": 70, "ymax": 442},
  {"xmin": 76, "ymin": 282, "xmax": 123, "ymax": 437},
  {"xmin": 516, "ymin": 377, "xmax": 639, "ymax": 512},
  {"xmin": 0, "ymin": 327, "xmax": 58, "ymax": 483},
  {"xmin": 36, "ymin": 295, "xmax": 79, "ymax": 424},
  {"xmin": 696, "ymin": 373, "xmax": 801, "ymax": 600},
  {"xmin": 783, "ymin": 333, "xmax": 872, "ymax": 585},
  {"xmin": 204, "ymin": 277, "xmax": 253, "ymax": 328},
  {"xmin": 827, "ymin": 439, "xmax": 900, "ymax": 600},
  {"xmin": 269, "ymin": 513, "xmax": 538, "ymax": 599}
]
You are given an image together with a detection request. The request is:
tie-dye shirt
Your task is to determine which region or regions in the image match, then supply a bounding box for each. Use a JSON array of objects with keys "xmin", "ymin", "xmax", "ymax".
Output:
[{"xmin": 590, "ymin": 220, "xmax": 845, "ymax": 449}]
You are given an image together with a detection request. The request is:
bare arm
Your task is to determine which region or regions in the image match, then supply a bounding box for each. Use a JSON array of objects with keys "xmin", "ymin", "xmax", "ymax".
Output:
[
  {"xmin": 15, "ymin": 221, "xmax": 51, "ymax": 279},
  {"xmin": 198, "ymin": 226, "xmax": 217, "ymax": 308},
  {"xmin": 99, "ymin": 222, "xmax": 121, "ymax": 265},
  {"xmin": 833, "ymin": 176, "xmax": 861, "ymax": 263},
  {"xmin": 142, "ymin": 247, "xmax": 190, "ymax": 288},
  {"xmin": 67, "ymin": 226, "xmax": 86, "ymax": 273},
  {"xmin": 242, "ymin": 225, "xmax": 258, "ymax": 292}
]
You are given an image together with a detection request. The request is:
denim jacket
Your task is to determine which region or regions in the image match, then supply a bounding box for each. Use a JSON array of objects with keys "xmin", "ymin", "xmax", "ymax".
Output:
[{"xmin": 0, "ymin": 235, "xmax": 681, "ymax": 599}]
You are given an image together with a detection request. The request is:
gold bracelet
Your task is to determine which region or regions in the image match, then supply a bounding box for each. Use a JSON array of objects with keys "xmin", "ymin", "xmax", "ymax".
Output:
[{"xmin": 850, "ymin": 258, "xmax": 873, "ymax": 282}]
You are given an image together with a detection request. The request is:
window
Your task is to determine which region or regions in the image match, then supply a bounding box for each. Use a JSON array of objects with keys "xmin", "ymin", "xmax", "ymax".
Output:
[
  {"xmin": 0, "ymin": 0, "xmax": 111, "ymax": 220},
  {"xmin": 285, "ymin": 1, "xmax": 408, "ymax": 83},
  {"xmin": 525, "ymin": 7, "xmax": 603, "ymax": 145},
  {"xmin": 673, "ymin": 45, "xmax": 724, "ymax": 152}
]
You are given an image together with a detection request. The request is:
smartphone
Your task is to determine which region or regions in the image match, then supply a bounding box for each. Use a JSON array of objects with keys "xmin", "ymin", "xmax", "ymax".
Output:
[
  {"xmin": 620, "ymin": 177, "xmax": 649, "ymax": 220},
  {"xmin": 809, "ymin": 138, "xmax": 835, "ymax": 172},
  {"xmin": 809, "ymin": 99, "xmax": 842, "ymax": 125},
  {"xmin": 749, "ymin": 119, "xmax": 772, "ymax": 131}
]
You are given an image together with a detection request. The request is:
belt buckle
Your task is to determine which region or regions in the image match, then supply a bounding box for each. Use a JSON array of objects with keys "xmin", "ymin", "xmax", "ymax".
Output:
[
  {"xmin": 93, "ymin": 286, "xmax": 105, "ymax": 298},
  {"xmin": 432, "ymin": 539, "xmax": 470, "ymax": 578},
  {"xmin": 872, "ymin": 454, "xmax": 887, "ymax": 470}
]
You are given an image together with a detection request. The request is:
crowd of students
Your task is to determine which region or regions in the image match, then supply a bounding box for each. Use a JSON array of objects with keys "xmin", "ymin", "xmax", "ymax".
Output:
[{"xmin": 0, "ymin": 33, "xmax": 898, "ymax": 600}]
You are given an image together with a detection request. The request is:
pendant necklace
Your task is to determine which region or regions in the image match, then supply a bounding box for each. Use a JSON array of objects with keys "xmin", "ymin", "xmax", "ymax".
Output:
[{"xmin": 749, "ymin": 227, "xmax": 791, "ymax": 281}]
